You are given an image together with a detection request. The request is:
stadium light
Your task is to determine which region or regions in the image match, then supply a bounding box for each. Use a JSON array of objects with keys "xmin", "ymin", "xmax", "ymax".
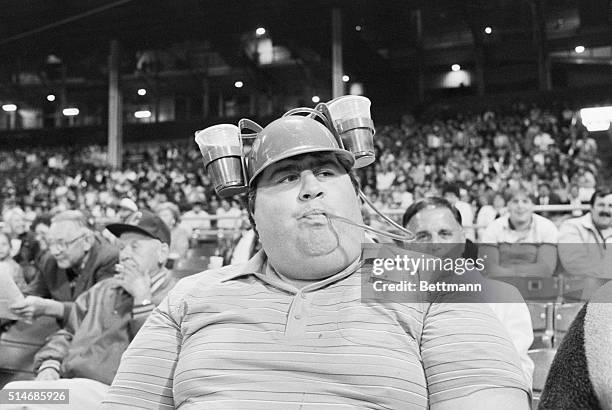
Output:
[
  {"xmin": 484, "ymin": 26, "xmax": 492, "ymax": 34},
  {"xmin": 137, "ymin": 88, "xmax": 147, "ymax": 96},
  {"xmin": 575, "ymin": 45, "xmax": 585, "ymax": 54},
  {"xmin": 580, "ymin": 106, "xmax": 612, "ymax": 132},
  {"xmin": 342, "ymin": 75, "xmax": 350, "ymax": 82},
  {"xmin": 47, "ymin": 94, "xmax": 56, "ymax": 102},
  {"xmin": 2, "ymin": 104, "xmax": 17, "ymax": 112},
  {"xmin": 255, "ymin": 27, "xmax": 266, "ymax": 37},
  {"xmin": 134, "ymin": 110, "xmax": 151, "ymax": 119},
  {"xmin": 234, "ymin": 81, "xmax": 244, "ymax": 88},
  {"xmin": 312, "ymin": 96, "xmax": 320, "ymax": 103},
  {"xmin": 62, "ymin": 108, "xmax": 79, "ymax": 116},
  {"xmin": 355, "ymin": 25, "xmax": 362, "ymax": 32},
  {"xmin": 451, "ymin": 64, "xmax": 461, "ymax": 72}
]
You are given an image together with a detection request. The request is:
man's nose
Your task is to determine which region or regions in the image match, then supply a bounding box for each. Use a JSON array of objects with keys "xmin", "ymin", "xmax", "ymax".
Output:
[{"xmin": 299, "ymin": 172, "xmax": 324, "ymax": 201}]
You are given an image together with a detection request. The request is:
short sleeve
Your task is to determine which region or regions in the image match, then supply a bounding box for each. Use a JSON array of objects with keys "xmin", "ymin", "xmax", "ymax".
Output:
[
  {"xmin": 479, "ymin": 219, "xmax": 501, "ymax": 244},
  {"xmin": 538, "ymin": 217, "xmax": 559, "ymax": 244},
  {"xmin": 421, "ymin": 302, "xmax": 531, "ymax": 405}
]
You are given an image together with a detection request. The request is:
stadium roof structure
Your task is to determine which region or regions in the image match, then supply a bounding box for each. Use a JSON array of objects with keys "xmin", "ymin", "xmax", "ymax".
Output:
[{"xmin": 1, "ymin": 0, "xmax": 612, "ymax": 109}]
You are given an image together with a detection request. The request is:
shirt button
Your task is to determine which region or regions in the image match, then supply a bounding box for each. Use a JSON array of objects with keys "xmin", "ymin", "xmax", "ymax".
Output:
[
  {"xmin": 113, "ymin": 310, "xmax": 118, "ymax": 315},
  {"xmin": 294, "ymin": 314, "xmax": 301, "ymax": 320}
]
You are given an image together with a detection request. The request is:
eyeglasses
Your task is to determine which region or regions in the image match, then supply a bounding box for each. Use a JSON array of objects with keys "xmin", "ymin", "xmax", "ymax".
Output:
[{"xmin": 48, "ymin": 234, "xmax": 86, "ymax": 253}]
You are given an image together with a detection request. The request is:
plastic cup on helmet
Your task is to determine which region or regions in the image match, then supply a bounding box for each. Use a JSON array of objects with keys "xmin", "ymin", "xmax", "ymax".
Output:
[
  {"xmin": 194, "ymin": 124, "xmax": 247, "ymax": 197},
  {"xmin": 326, "ymin": 96, "xmax": 375, "ymax": 168}
]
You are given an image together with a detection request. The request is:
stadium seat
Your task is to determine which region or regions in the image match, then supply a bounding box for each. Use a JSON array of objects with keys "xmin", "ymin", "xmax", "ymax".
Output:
[
  {"xmin": 0, "ymin": 317, "xmax": 59, "ymax": 387},
  {"xmin": 527, "ymin": 303, "xmax": 554, "ymax": 349},
  {"xmin": 559, "ymin": 276, "xmax": 610, "ymax": 302},
  {"xmin": 186, "ymin": 247, "xmax": 213, "ymax": 259},
  {"xmin": 528, "ymin": 348, "xmax": 557, "ymax": 408},
  {"xmin": 553, "ymin": 302, "xmax": 585, "ymax": 347},
  {"xmin": 493, "ymin": 276, "xmax": 560, "ymax": 301}
]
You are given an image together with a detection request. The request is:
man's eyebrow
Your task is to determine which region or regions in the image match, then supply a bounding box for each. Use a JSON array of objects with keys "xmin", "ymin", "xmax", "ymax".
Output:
[{"xmin": 267, "ymin": 163, "xmax": 297, "ymax": 178}]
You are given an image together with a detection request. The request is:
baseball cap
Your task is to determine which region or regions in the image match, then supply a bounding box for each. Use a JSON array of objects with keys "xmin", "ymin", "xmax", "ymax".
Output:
[{"xmin": 106, "ymin": 210, "xmax": 171, "ymax": 245}]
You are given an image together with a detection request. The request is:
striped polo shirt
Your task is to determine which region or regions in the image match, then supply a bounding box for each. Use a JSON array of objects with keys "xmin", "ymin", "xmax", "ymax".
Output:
[{"xmin": 102, "ymin": 250, "xmax": 529, "ymax": 409}]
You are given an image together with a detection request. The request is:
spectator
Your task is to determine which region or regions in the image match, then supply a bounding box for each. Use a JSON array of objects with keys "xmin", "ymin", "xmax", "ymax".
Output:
[
  {"xmin": 479, "ymin": 187, "xmax": 558, "ymax": 277},
  {"xmin": 3, "ymin": 211, "xmax": 176, "ymax": 408},
  {"xmin": 442, "ymin": 183, "xmax": 475, "ymax": 241},
  {"xmin": 180, "ymin": 199, "xmax": 211, "ymax": 234},
  {"xmin": 0, "ymin": 231, "xmax": 27, "ymax": 291},
  {"xmin": 102, "ymin": 115, "xmax": 529, "ymax": 409},
  {"xmin": 566, "ymin": 184, "xmax": 584, "ymax": 217},
  {"xmin": 534, "ymin": 182, "xmax": 562, "ymax": 206},
  {"xmin": 2, "ymin": 207, "xmax": 38, "ymax": 265},
  {"xmin": 402, "ymin": 197, "xmax": 534, "ymax": 387},
  {"xmin": 216, "ymin": 198, "xmax": 242, "ymax": 230},
  {"xmin": 10, "ymin": 210, "xmax": 118, "ymax": 324},
  {"xmin": 558, "ymin": 188, "xmax": 612, "ymax": 298},
  {"xmin": 30, "ymin": 214, "xmax": 52, "ymax": 268},
  {"xmin": 156, "ymin": 201, "xmax": 190, "ymax": 259}
]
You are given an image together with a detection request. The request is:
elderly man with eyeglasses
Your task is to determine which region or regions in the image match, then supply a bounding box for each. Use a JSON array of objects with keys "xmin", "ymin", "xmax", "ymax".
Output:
[{"xmin": 10, "ymin": 210, "xmax": 118, "ymax": 325}]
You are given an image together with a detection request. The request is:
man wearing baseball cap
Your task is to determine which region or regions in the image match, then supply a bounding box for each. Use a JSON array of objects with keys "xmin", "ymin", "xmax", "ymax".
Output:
[
  {"xmin": 3, "ymin": 210, "xmax": 177, "ymax": 409},
  {"xmin": 104, "ymin": 115, "xmax": 529, "ymax": 409}
]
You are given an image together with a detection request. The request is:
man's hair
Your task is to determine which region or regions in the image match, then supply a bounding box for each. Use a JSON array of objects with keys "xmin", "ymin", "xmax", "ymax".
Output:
[
  {"xmin": 30, "ymin": 214, "xmax": 52, "ymax": 231},
  {"xmin": 51, "ymin": 210, "xmax": 90, "ymax": 230},
  {"xmin": 538, "ymin": 182, "xmax": 551, "ymax": 190},
  {"xmin": 590, "ymin": 187, "xmax": 612, "ymax": 206},
  {"xmin": 246, "ymin": 153, "xmax": 360, "ymax": 234},
  {"xmin": 503, "ymin": 185, "xmax": 533, "ymax": 203},
  {"xmin": 441, "ymin": 184, "xmax": 460, "ymax": 198},
  {"xmin": 402, "ymin": 197, "xmax": 462, "ymax": 227}
]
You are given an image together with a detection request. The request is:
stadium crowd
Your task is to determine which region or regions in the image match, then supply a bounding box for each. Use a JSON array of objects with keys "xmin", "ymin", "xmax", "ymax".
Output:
[
  {"xmin": 0, "ymin": 102, "xmax": 600, "ymax": 231},
  {"xmin": 0, "ymin": 101, "xmax": 610, "ymax": 409}
]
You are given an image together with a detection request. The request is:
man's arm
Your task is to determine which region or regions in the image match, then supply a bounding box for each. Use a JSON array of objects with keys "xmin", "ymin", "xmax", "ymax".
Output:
[
  {"xmin": 101, "ymin": 293, "xmax": 182, "ymax": 409},
  {"xmin": 33, "ymin": 289, "xmax": 91, "ymax": 379},
  {"xmin": 421, "ymin": 302, "xmax": 530, "ymax": 409},
  {"xmin": 101, "ymin": 301, "xmax": 180, "ymax": 409},
  {"xmin": 558, "ymin": 222, "xmax": 603, "ymax": 277},
  {"xmin": 503, "ymin": 243, "xmax": 557, "ymax": 276}
]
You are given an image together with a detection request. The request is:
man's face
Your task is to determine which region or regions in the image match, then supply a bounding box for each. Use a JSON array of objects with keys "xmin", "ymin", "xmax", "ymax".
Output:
[
  {"xmin": 35, "ymin": 223, "xmax": 50, "ymax": 252},
  {"xmin": 591, "ymin": 194, "xmax": 612, "ymax": 230},
  {"xmin": 539, "ymin": 185, "xmax": 550, "ymax": 197},
  {"xmin": 47, "ymin": 221, "xmax": 90, "ymax": 269},
  {"xmin": 253, "ymin": 153, "xmax": 363, "ymax": 281},
  {"xmin": 405, "ymin": 207, "xmax": 465, "ymax": 259},
  {"xmin": 8, "ymin": 214, "xmax": 26, "ymax": 235},
  {"xmin": 507, "ymin": 193, "xmax": 534, "ymax": 226},
  {"xmin": 117, "ymin": 232, "xmax": 164, "ymax": 276}
]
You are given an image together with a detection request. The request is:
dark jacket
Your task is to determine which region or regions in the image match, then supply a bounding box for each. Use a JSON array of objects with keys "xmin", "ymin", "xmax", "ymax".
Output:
[
  {"xmin": 25, "ymin": 236, "xmax": 119, "ymax": 324},
  {"xmin": 33, "ymin": 269, "xmax": 177, "ymax": 385}
]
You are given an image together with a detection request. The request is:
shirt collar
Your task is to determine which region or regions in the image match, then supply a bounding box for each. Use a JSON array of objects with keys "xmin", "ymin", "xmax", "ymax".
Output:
[{"xmin": 221, "ymin": 249, "xmax": 363, "ymax": 294}]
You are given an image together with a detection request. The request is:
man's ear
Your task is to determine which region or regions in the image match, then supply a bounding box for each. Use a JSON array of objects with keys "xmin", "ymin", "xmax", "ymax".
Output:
[
  {"xmin": 158, "ymin": 242, "xmax": 170, "ymax": 266},
  {"xmin": 82, "ymin": 230, "xmax": 95, "ymax": 252}
]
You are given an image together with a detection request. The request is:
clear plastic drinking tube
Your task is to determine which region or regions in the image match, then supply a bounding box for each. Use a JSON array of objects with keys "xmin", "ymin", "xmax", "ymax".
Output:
[{"xmin": 325, "ymin": 189, "xmax": 416, "ymax": 242}]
